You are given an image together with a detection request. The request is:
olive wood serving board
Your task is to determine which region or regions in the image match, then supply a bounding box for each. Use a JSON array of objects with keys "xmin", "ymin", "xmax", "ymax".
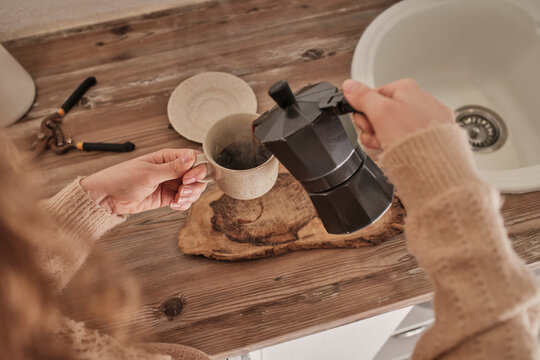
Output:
[{"xmin": 178, "ymin": 171, "xmax": 405, "ymax": 261}]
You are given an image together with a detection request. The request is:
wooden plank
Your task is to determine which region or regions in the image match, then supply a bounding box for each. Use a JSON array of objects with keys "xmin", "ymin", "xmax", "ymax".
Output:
[{"xmin": 3, "ymin": 0, "xmax": 540, "ymax": 358}]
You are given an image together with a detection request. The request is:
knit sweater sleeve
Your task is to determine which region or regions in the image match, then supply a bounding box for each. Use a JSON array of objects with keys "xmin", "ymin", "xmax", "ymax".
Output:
[
  {"xmin": 380, "ymin": 124, "xmax": 540, "ymax": 359},
  {"xmin": 39, "ymin": 178, "xmax": 125, "ymax": 292}
]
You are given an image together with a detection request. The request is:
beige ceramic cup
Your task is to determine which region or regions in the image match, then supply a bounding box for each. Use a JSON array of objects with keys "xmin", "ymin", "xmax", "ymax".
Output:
[{"xmin": 192, "ymin": 112, "xmax": 279, "ymax": 200}]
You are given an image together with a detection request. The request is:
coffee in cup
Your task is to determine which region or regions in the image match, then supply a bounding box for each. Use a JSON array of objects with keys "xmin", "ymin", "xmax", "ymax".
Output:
[{"xmin": 191, "ymin": 113, "xmax": 278, "ymax": 200}]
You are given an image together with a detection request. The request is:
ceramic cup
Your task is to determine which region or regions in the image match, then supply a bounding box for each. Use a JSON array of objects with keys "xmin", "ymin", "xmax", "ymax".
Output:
[{"xmin": 191, "ymin": 112, "xmax": 279, "ymax": 200}]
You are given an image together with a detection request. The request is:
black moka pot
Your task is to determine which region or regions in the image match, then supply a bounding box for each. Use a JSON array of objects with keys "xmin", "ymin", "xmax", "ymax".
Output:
[{"xmin": 253, "ymin": 80, "xmax": 394, "ymax": 234}]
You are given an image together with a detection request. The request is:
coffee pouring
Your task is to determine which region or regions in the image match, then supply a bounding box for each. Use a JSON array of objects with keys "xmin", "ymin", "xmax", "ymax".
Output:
[{"xmin": 253, "ymin": 80, "xmax": 394, "ymax": 234}]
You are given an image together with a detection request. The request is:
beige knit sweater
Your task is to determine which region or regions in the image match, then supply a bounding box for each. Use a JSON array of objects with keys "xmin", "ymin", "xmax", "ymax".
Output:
[
  {"xmin": 40, "ymin": 124, "xmax": 539, "ymax": 359},
  {"xmin": 41, "ymin": 179, "xmax": 210, "ymax": 360},
  {"xmin": 380, "ymin": 124, "xmax": 540, "ymax": 359}
]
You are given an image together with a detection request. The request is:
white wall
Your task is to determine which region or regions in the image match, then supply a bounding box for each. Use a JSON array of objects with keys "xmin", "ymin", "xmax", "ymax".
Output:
[{"xmin": 0, "ymin": 0, "xmax": 204, "ymax": 41}]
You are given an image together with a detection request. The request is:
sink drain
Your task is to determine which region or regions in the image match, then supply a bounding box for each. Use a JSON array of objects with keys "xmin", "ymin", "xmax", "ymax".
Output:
[{"xmin": 455, "ymin": 105, "xmax": 507, "ymax": 152}]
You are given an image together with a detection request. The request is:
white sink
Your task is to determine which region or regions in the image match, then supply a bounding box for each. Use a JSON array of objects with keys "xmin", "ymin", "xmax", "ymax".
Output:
[{"xmin": 352, "ymin": 0, "xmax": 540, "ymax": 193}]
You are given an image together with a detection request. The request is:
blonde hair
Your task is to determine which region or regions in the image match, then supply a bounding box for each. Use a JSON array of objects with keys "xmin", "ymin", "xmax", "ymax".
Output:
[{"xmin": 0, "ymin": 132, "xmax": 139, "ymax": 359}]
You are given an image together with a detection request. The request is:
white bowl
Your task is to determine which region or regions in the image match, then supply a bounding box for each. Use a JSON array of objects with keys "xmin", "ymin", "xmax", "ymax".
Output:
[{"xmin": 352, "ymin": 0, "xmax": 540, "ymax": 193}]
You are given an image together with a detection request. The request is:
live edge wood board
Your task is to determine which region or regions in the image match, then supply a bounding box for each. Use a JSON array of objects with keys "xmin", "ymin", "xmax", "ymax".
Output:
[
  {"xmin": 179, "ymin": 171, "xmax": 406, "ymax": 261},
  {"xmin": 3, "ymin": 0, "xmax": 540, "ymax": 358}
]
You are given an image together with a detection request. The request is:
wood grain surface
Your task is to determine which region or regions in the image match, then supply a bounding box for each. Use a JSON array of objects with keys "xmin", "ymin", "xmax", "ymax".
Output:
[
  {"xmin": 179, "ymin": 172, "xmax": 405, "ymax": 260},
  {"xmin": 3, "ymin": 0, "xmax": 540, "ymax": 358}
]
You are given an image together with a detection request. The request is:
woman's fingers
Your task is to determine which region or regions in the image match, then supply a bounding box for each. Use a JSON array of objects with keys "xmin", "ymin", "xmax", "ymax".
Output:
[
  {"xmin": 352, "ymin": 106, "xmax": 382, "ymax": 150},
  {"xmin": 353, "ymin": 112, "xmax": 375, "ymax": 134},
  {"xmin": 360, "ymin": 132, "xmax": 382, "ymax": 150},
  {"xmin": 170, "ymin": 182, "xmax": 207, "ymax": 211},
  {"xmin": 171, "ymin": 183, "xmax": 206, "ymax": 210},
  {"xmin": 170, "ymin": 196, "xmax": 199, "ymax": 211},
  {"xmin": 182, "ymin": 164, "xmax": 207, "ymax": 185},
  {"xmin": 177, "ymin": 182, "xmax": 206, "ymax": 201}
]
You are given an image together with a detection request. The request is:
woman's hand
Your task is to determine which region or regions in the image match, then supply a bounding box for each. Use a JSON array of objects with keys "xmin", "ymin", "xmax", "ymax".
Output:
[
  {"xmin": 80, "ymin": 149, "xmax": 207, "ymax": 215},
  {"xmin": 342, "ymin": 79, "xmax": 455, "ymax": 150}
]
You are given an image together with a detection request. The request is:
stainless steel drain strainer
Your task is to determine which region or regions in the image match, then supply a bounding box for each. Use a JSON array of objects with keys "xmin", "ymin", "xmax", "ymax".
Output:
[{"xmin": 455, "ymin": 105, "xmax": 507, "ymax": 152}]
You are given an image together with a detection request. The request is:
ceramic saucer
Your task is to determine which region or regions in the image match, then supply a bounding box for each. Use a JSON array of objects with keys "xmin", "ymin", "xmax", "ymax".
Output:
[{"xmin": 167, "ymin": 72, "xmax": 258, "ymax": 143}]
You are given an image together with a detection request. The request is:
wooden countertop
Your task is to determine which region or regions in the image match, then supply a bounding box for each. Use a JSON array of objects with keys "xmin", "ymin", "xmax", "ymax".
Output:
[{"xmin": 4, "ymin": 0, "xmax": 540, "ymax": 358}]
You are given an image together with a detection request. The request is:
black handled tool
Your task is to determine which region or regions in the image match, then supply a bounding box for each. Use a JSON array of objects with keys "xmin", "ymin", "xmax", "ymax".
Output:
[
  {"xmin": 76, "ymin": 141, "xmax": 136, "ymax": 152},
  {"xmin": 60, "ymin": 76, "xmax": 97, "ymax": 114},
  {"xmin": 32, "ymin": 77, "xmax": 136, "ymax": 158}
]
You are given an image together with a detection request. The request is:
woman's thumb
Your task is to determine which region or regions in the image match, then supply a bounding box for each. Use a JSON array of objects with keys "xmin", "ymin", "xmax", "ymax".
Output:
[
  {"xmin": 155, "ymin": 150, "xmax": 196, "ymax": 182},
  {"xmin": 342, "ymin": 79, "xmax": 387, "ymax": 116}
]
